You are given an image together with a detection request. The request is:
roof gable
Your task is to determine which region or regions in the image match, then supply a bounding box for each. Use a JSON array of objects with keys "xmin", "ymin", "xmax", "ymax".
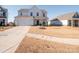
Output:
[
  {"xmin": 51, "ymin": 18, "xmax": 59, "ymax": 21},
  {"xmin": 73, "ymin": 12, "xmax": 79, "ymax": 18},
  {"xmin": 56, "ymin": 12, "xmax": 79, "ymax": 20}
]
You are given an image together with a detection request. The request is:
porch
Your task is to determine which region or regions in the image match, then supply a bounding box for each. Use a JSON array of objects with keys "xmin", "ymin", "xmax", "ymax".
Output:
[
  {"xmin": 0, "ymin": 19, "xmax": 5, "ymax": 26},
  {"xmin": 33, "ymin": 19, "xmax": 48, "ymax": 26},
  {"xmin": 68, "ymin": 20, "xmax": 79, "ymax": 27}
]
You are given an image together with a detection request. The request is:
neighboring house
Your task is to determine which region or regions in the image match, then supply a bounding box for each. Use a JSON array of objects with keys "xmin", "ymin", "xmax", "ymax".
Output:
[
  {"xmin": 14, "ymin": 6, "xmax": 48, "ymax": 26},
  {"xmin": 0, "ymin": 6, "xmax": 8, "ymax": 26},
  {"xmin": 50, "ymin": 12, "xmax": 79, "ymax": 27},
  {"xmin": 50, "ymin": 18, "xmax": 62, "ymax": 26}
]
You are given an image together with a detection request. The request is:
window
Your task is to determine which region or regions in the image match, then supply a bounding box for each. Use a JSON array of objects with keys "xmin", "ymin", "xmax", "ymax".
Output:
[
  {"xmin": 0, "ymin": 12, "xmax": 3, "ymax": 16},
  {"xmin": 0, "ymin": 7, "xmax": 2, "ymax": 11},
  {"xmin": 0, "ymin": 13, "xmax": 3, "ymax": 16},
  {"xmin": 30, "ymin": 12, "xmax": 33, "ymax": 16},
  {"xmin": 3, "ymin": 12, "xmax": 5, "ymax": 16},
  {"xmin": 20, "ymin": 12, "xmax": 22, "ymax": 16},
  {"xmin": 43, "ymin": 13, "xmax": 45, "ymax": 17},
  {"xmin": 0, "ymin": 8, "xmax": 1, "ymax": 11},
  {"xmin": 37, "ymin": 12, "xmax": 39, "ymax": 16}
]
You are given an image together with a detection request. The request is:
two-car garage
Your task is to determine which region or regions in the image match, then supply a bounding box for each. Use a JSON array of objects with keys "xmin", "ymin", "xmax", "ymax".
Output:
[{"xmin": 14, "ymin": 16, "xmax": 34, "ymax": 26}]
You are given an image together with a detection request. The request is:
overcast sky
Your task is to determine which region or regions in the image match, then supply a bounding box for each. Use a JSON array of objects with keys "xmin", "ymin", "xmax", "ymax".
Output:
[{"xmin": 3, "ymin": 5, "xmax": 79, "ymax": 22}]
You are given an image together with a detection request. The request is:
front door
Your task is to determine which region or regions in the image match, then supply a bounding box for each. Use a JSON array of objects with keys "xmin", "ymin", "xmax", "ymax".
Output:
[
  {"xmin": 3, "ymin": 19, "xmax": 5, "ymax": 26},
  {"xmin": 74, "ymin": 20, "xmax": 78, "ymax": 27},
  {"xmin": 36, "ymin": 20, "xmax": 39, "ymax": 25},
  {"xmin": 0, "ymin": 19, "xmax": 5, "ymax": 26}
]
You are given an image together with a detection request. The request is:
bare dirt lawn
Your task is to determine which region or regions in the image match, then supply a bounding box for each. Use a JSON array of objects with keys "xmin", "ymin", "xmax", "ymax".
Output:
[
  {"xmin": 28, "ymin": 26, "xmax": 79, "ymax": 39},
  {"xmin": 15, "ymin": 36, "xmax": 79, "ymax": 53}
]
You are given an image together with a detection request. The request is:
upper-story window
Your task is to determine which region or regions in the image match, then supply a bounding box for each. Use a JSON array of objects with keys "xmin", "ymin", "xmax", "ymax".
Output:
[
  {"xmin": 0, "ymin": 8, "xmax": 1, "ymax": 11},
  {"xmin": 20, "ymin": 12, "xmax": 22, "ymax": 16},
  {"xmin": 0, "ymin": 14, "xmax": 3, "ymax": 16},
  {"xmin": 3, "ymin": 12, "xmax": 5, "ymax": 16},
  {"xmin": 0, "ymin": 7, "xmax": 2, "ymax": 11},
  {"xmin": 37, "ymin": 12, "xmax": 39, "ymax": 16},
  {"xmin": 30, "ymin": 12, "xmax": 33, "ymax": 16},
  {"xmin": 0, "ymin": 12, "xmax": 3, "ymax": 16},
  {"xmin": 43, "ymin": 13, "xmax": 45, "ymax": 17}
]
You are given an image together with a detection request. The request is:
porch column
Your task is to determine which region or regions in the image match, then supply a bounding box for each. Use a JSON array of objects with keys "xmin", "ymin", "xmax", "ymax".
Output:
[
  {"xmin": 78, "ymin": 20, "xmax": 79, "ymax": 27},
  {"xmin": 71, "ymin": 20, "xmax": 74, "ymax": 27},
  {"xmin": 33, "ymin": 19, "xmax": 35, "ymax": 25}
]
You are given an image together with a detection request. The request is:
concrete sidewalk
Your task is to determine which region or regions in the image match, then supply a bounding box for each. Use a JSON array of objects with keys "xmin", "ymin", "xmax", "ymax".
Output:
[
  {"xmin": 27, "ymin": 33, "xmax": 79, "ymax": 45},
  {"xmin": 0, "ymin": 26, "xmax": 30, "ymax": 53}
]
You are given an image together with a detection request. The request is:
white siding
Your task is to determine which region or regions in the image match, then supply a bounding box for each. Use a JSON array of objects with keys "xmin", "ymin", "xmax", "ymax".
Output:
[
  {"xmin": 50, "ymin": 20, "xmax": 68, "ymax": 26},
  {"xmin": 15, "ymin": 6, "xmax": 48, "ymax": 26},
  {"xmin": 60, "ymin": 20, "xmax": 68, "ymax": 25}
]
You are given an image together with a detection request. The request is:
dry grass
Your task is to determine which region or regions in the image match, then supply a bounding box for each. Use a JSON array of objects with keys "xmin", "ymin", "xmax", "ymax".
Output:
[
  {"xmin": 15, "ymin": 36, "xmax": 79, "ymax": 53},
  {"xmin": 29, "ymin": 26, "xmax": 79, "ymax": 39},
  {"xmin": 0, "ymin": 26, "xmax": 14, "ymax": 31}
]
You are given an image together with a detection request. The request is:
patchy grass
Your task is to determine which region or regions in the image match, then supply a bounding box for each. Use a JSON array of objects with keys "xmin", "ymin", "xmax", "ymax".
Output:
[
  {"xmin": 15, "ymin": 36, "xmax": 79, "ymax": 53},
  {"xmin": 0, "ymin": 26, "xmax": 14, "ymax": 31},
  {"xmin": 28, "ymin": 26, "xmax": 79, "ymax": 39}
]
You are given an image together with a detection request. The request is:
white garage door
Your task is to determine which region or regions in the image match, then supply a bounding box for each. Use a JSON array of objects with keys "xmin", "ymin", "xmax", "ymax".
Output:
[{"xmin": 15, "ymin": 18, "xmax": 33, "ymax": 26}]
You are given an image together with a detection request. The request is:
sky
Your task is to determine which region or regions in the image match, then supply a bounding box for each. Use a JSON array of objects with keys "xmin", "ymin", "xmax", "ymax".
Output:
[{"xmin": 2, "ymin": 5, "xmax": 79, "ymax": 22}]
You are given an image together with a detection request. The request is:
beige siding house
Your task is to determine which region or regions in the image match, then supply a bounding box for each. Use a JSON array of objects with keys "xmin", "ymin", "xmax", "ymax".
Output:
[
  {"xmin": 14, "ymin": 6, "xmax": 48, "ymax": 26},
  {"xmin": 50, "ymin": 12, "xmax": 79, "ymax": 27}
]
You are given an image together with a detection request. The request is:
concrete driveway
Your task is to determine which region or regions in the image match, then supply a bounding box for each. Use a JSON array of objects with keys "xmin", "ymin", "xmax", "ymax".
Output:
[{"xmin": 0, "ymin": 26, "xmax": 30, "ymax": 53}]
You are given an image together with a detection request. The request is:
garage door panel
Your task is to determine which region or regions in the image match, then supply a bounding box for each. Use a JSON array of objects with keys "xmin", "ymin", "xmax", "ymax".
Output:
[{"xmin": 15, "ymin": 18, "xmax": 33, "ymax": 26}]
